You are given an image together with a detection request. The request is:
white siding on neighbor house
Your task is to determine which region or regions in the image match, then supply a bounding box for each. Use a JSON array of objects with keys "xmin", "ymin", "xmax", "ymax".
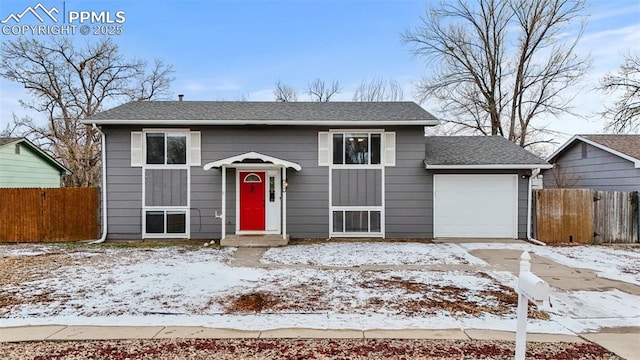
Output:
[
  {"xmin": 0, "ymin": 143, "xmax": 62, "ymax": 188},
  {"xmin": 543, "ymin": 142, "xmax": 640, "ymax": 192}
]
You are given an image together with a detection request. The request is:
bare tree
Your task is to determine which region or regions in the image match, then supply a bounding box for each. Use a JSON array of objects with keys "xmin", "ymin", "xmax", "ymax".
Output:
[
  {"xmin": 546, "ymin": 164, "xmax": 581, "ymax": 188},
  {"xmin": 403, "ymin": 0, "xmax": 590, "ymax": 148},
  {"xmin": 601, "ymin": 52, "xmax": 640, "ymax": 133},
  {"xmin": 1, "ymin": 37, "xmax": 174, "ymax": 187},
  {"xmin": 273, "ymin": 80, "xmax": 298, "ymax": 102},
  {"xmin": 307, "ymin": 78, "xmax": 340, "ymax": 102},
  {"xmin": 352, "ymin": 78, "xmax": 404, "ymax": 101}
]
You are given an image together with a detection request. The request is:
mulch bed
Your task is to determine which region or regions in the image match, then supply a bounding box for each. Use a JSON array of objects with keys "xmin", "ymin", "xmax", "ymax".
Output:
[{"xmin": 0, "ymin": 338, "xmax": 621, "ymax": 360}]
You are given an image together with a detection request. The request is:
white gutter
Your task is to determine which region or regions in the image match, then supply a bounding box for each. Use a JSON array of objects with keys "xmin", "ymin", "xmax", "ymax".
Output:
[
  {"xmin": 425, "ymin": 164, "xmax": 553, "ymax": 170},
  {"xmin": 82, "ymin": 119, "xmax": 440, "ymax": 126},
  {"xmin": 526, "ymin": 174, "xmax": 545, "ymax": 246},
  {"xmin": 90, "ymin": 123, "xmax": 108, "ymax": 244}
]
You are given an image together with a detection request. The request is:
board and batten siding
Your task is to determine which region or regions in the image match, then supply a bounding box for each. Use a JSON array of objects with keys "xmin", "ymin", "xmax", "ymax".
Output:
[
  {"xmin": 423, "ymin": 169, "xmax": 531, "ymax": 239},
  {"xmin": 543, "ymin": 142, "xmax": 640, "ymax": 192},
  {"xmin": 0, "ymin": 143, "xmax": 62, "ymax": 188},
  {"xmin": 332, "ymin": 169, "xmax": 382, "ymax": 206}
]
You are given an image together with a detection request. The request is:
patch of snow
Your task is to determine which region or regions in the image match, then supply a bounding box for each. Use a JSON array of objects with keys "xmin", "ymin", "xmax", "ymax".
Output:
[
  {"xmin": 0, "ymin": 244, "xmax": 57, "ymax": 257},
  {"xmin": 459, "ymin": 243, "xmax": 640, "ymax": 286},
  {"xmin": 262, "ymin": 242, "xmax": 486, "ymax": 266},
  {"xmin": 2, "ymin": 243, "xmax": 638, "ymax": 334}
]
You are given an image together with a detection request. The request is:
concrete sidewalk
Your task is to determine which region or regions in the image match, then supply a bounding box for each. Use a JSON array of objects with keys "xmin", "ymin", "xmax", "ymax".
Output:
[
  {"xmin": 0, "ymin": 325, "xmax": 582, "ymax": 342},
  {"xmin": 0, "ymin": 325, "xmax": 640, "ymax": 359},
  {"xmin": 2, "ymin": 325, "xmax": 638, "ymax": 359}
]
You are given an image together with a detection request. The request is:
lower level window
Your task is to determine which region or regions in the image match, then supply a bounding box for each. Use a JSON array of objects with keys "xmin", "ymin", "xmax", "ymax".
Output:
[
  {"xmin": 145, "ymin": 210, "xmax": 186, "ymax": 235},
  {"xmin": 332, "ymin": 210, "xmax": 381, "ymax": 233}
]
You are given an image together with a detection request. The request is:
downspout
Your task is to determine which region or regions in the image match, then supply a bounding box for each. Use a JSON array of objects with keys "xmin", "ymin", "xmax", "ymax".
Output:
[
  {"xmin": 90, "ymin": 123, "xmax": 108, "ymax": 244},
  {"xmin": 526, "ymin": 171, "xmax": 545, "ymax": 246}
]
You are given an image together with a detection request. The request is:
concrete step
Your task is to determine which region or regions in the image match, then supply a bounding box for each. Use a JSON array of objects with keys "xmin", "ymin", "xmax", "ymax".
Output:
[{"xmin": 221, "ymin": 234, "xmax": 289, "ymax": 247}]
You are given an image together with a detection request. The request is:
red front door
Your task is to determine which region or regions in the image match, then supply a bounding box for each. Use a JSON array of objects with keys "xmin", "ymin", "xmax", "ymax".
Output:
[{"xmin": 239, "ymin": 171, "xmax": 266, "ymax": 231}]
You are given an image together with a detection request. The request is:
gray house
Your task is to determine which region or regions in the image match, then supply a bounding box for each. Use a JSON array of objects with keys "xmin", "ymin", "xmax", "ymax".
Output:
[
  {"xmin": 84, "ymin": 101, "xmax": 550, "ymax": 243},
  {"xmin": 543, "ymin": 135, "xmax": 640, "ymax": 192}
]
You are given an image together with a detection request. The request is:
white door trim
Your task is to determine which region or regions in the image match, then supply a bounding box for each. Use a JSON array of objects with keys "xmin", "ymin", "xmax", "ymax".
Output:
[{"xmin": 235, "ymin": 168, "xmax": 282, "ymax": 235}]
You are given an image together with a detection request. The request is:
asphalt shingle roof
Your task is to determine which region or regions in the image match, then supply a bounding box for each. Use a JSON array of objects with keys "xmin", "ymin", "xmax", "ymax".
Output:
[
  {"xmin": 581, "ymin": 134, "xmax": 640, "ymax": 161},
  {"xmin": 86, "ymin": 101, "xmax": 437, "ymax": 123},
  {"xmin": 424, "ymin": 136, "xmax": 549, "ymax": 166}
]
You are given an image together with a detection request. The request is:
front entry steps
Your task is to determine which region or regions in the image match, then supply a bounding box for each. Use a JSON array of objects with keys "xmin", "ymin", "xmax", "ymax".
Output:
[{"xmin": 220, "ymin": 235, "xmax": 289, "ymax": 247}]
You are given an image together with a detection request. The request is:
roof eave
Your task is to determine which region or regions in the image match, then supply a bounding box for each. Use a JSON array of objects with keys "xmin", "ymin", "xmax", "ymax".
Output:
[
  {"xmin": 5, "ymin": 138, "xmax": 72, "ymax": 175},
  {"xmin": 82, "ymin": 119, "xmax": 440, "ymax": 126},
  {"xmin": 547, "ymin": 135, "xmax": 640, "ymax": 165},
  {"xmin": 424, "ymin": 163, "xmax": 553, "ymax": 170}
]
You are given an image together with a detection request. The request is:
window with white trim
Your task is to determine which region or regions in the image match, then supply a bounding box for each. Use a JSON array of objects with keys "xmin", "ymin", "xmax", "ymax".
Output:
[
  {"xmin": 332, "ymin": 133, "xmax": 381, "ymax": 165},
  {"xmin": 145, "ymin": 210, "xmax": 187, "ymax": 235},
  {"xmin": 146, "ymin": 132, "xmax": 187, "ymax": 165},
  {"xmin": 332, "ymin": 210, "xmax": 381, "ymax": 233}
]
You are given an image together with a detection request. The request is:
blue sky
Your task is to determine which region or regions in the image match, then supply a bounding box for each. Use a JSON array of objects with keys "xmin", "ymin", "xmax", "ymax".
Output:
[{"xmin": 0, "ymin": 0, "xmax": 639, "ymax": 145}]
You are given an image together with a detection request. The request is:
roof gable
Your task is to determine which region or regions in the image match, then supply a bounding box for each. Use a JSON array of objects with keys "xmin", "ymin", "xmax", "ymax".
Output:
[
  {"xmin": 83, "ymin": 101, "xmax": 439, "ymax": 126},
  {"xmin": 0, "ymin": 137, "xmax": 72, "ymax": 175},
  {"xmin": 548, "ymin": 135, "xmax": 640, "ymax": 168},
  {"xmin": 424, "ymin": 136, "xmax": 551, "ymax": 169}
]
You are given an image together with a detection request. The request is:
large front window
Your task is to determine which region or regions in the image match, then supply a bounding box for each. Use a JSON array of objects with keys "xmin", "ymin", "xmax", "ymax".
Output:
[
  {"xmin": 146, "ymin": 132, "xmax": 187, "ymax": 165},
  {"xmin": 333, "ymin": 133, "xmax": 381, "ymax": 165}
]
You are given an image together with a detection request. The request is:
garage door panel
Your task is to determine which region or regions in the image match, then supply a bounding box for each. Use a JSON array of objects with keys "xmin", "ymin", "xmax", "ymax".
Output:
[{"xmin": 434, "ymin": 174, "xmax": 517, "ymax": 238}]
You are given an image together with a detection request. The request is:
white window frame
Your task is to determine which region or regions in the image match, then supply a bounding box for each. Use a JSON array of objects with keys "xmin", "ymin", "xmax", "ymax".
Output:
[
  {"xmin": 328, "ymin": 129, "xmax": 386, "ymax": 238},
  {"xmin": 142, "ymin": 208, "xmax": 189, "ymax": 238},
  {"xmin": 143, "ymin": 130, "xmax": 190, "ymax": 168},
  {"xmin": 330, "ymin": 130, "xmax": 384, "ymax": 169},
  {"xmin": 141, "ymin": 128, "xmax": 191, "ymax": 239},
  {"xmin": 330, "ymin": 207, "xmax": 384, "ymax": 237}
]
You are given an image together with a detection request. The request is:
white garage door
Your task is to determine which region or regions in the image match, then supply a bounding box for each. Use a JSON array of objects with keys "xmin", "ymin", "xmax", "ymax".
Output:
[{"xmin": 434, "ymin": 174, "xmax": 518, "ymax": 238}]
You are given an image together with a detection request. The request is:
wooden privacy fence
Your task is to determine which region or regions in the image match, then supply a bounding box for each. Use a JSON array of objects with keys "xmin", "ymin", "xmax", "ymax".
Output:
[
  {"xmin": 0, "ymin": 187, "xmax": 99, "ymax": 242},
  {"xmin": 535, "ymin": 189, "xmax": 639, "ymax": 244}
]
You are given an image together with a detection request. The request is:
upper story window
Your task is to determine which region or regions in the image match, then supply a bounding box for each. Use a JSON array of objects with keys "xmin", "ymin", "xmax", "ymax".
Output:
[
  {"xmin": 146, "ymin": 132, "xmax": 187, "ymax": 165},
  {"xmin": 332, "ymin": 133, "xmax": 381, "ymax": 165}
]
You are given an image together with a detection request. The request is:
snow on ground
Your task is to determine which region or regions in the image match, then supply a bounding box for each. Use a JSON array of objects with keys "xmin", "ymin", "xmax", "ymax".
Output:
[
  {"xmin": 1, "ymin": 242, "xmax": 639, "ymax": 334},
  {"xmin": 262, "ymin": 242, "xmax": 486, "ymax": 266},
  {"xmin": 459, "ymin": 242, "xmax": 640, "ymax": 286}
]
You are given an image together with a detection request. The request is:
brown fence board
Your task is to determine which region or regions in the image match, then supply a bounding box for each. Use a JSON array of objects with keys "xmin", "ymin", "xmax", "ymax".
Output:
[
  {"xmin": 594, "ymin": 191, "xmax": 637, "ymax": 244},
  {"xmin": 535, "ymin": 189, "xmax": 594, "ymax": 244},
  {"xmin": 535, "ymin": 189, "xmax": 638, "ymax": 244},
  {"xmin": 0, "ymin": 187, "xmax": 99, "ymax": 242},
  {"xmin": 0, "ymin": 188, "xmax": 43, "ymax": 242}
]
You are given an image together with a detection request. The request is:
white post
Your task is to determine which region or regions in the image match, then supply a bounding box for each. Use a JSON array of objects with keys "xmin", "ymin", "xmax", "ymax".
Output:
[
  {"xmin": 221, "ymin": 165, "xmax": 226, "ymax": 241},
  {"xmin": 515, "ymin": 251, "xmax": 531, "ymax": 360},
  {"xmin": 282, "ymin": 167, "xmax": 287, "ymax": 240}
]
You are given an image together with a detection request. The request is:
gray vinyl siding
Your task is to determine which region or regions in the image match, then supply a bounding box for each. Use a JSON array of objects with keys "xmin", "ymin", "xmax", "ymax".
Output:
[
  {"xmin": 192, "ymin": 126, "xmax": 329, "ymax": 239},
  {"xmin": 104, "ymin": 127, "xmax": 143, "ymax": 240},
  {"xmin": 104, "ymin": 125, "xmax": 434, "ymax": 240},
  {"xmin": 423, "ymin": 169, "xmax": 531, "ymax": 239},
  {"xmin": 385, "ymin": 128, "xmax": 433, "ymax": 238},
  {"xmin": 332, "ymin": 169, "xmax": 382, "ymax": 206},
  {"xmin": 543, "ymin": 142, "xmax": 640, "ymax": 192}
]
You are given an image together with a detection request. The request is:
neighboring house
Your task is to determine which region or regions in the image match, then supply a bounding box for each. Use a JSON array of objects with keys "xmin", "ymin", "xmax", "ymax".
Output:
[
  {"xmin": 543, "ymin": 135, "xmax": 640, "ymax": 192},
  {"xmin": 84, "ymin": 101, "xmax": 550, "ymax": 242},
  {"xmin": 0, "ymin": 137, "xmax": 71, "ymax": 188}
]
